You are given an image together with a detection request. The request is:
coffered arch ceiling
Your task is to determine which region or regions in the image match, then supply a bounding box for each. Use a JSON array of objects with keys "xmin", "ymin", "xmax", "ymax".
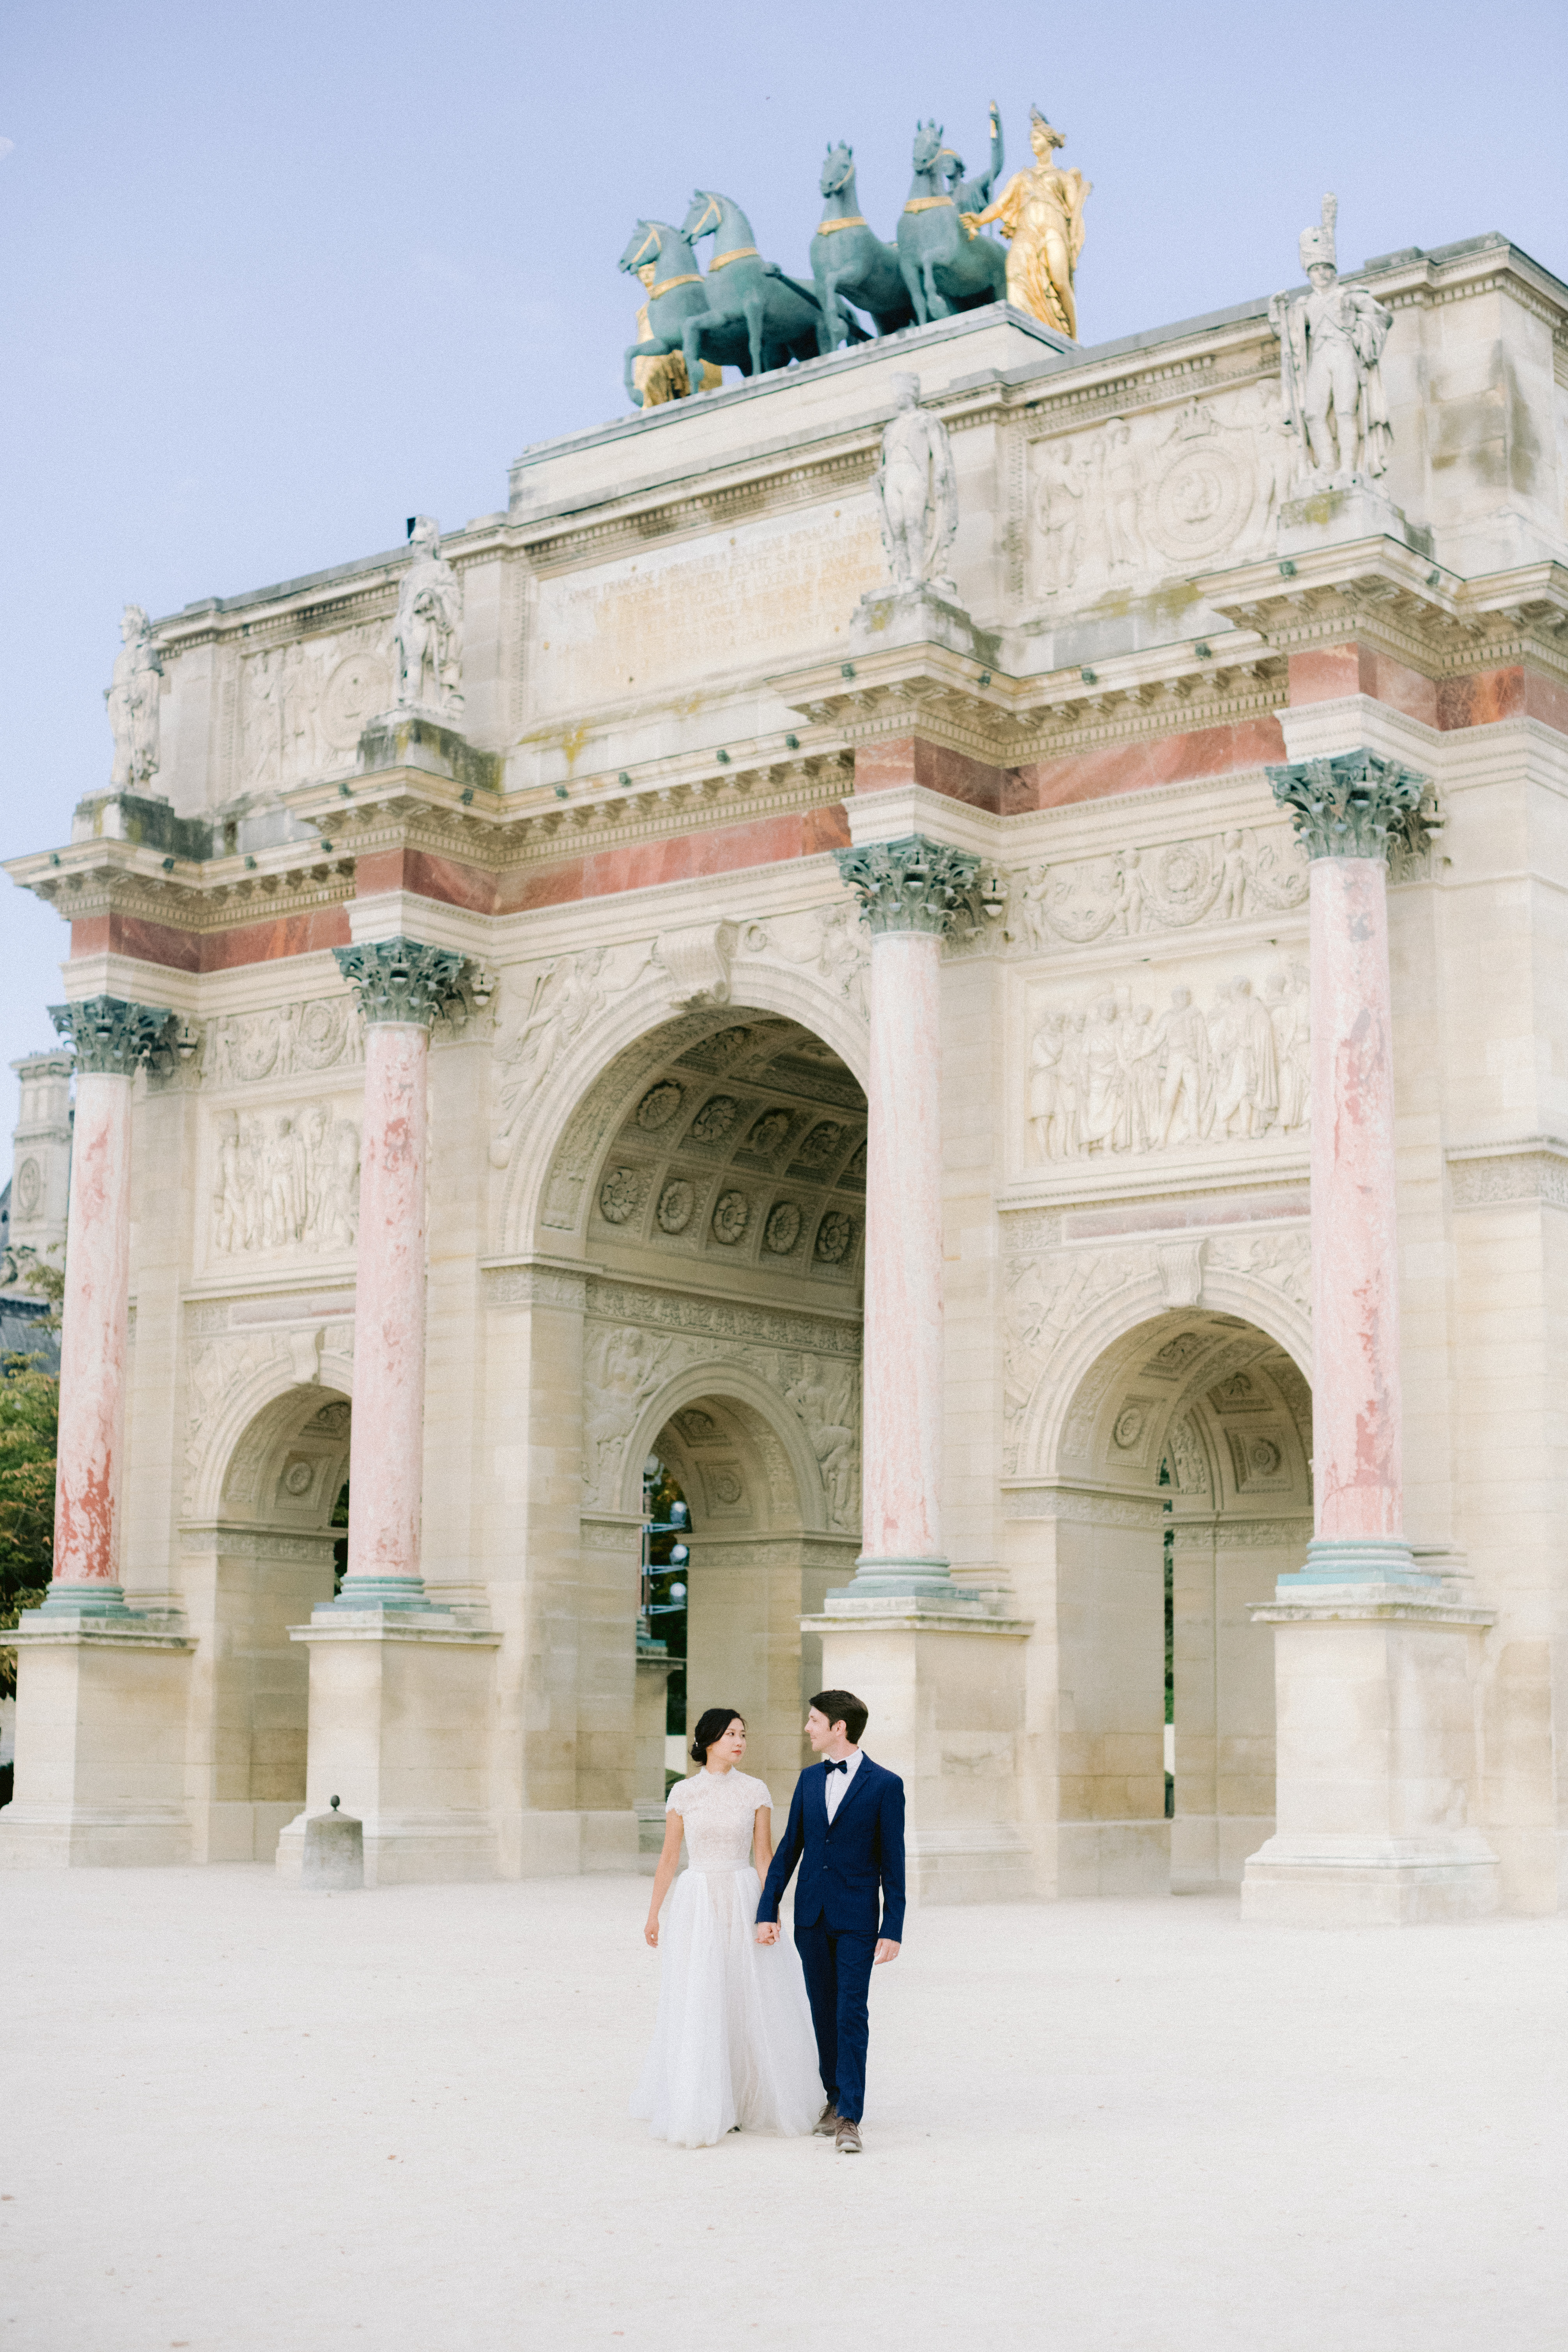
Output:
[{"xmin": 584, "ymin": 1014, "xmax": 867, "ymax": 1297}]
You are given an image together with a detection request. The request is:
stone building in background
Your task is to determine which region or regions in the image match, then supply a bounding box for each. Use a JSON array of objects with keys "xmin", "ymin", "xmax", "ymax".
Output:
[{"xmin": 3, "ymin": 217, "xmax": 1567, "ymax": 1928}]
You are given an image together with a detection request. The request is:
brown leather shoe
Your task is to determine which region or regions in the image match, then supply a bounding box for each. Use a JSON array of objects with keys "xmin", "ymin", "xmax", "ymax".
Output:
[
  {"xmin": 814, "ymin": 2101, "xmax": 840, "ymax": 2136},
  {"xmin": 834, "ymin": 2117, "xmax": 863, "ymax": 2154}
]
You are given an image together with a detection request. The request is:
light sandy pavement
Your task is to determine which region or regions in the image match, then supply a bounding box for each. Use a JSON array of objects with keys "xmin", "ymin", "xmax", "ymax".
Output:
[{"xmin": 2, "ymin": 1868, "xmax": 1564, "ymax": 2352}]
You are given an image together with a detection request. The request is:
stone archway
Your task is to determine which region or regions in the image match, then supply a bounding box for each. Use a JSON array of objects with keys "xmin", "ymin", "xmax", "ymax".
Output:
[
  {"xmin": 1005, "ymin": 1308, "xmax": 1311, "ymax": 1898},
  {"xmin": 183, "ymin": 1385, "xmax": 351, "ymax": 1863}
]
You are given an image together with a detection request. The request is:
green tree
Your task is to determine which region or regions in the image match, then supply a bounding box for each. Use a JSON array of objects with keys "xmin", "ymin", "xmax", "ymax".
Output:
[{"xmin": 0, "ymin": 1246, "xmax": 63, "ymax": 1699}]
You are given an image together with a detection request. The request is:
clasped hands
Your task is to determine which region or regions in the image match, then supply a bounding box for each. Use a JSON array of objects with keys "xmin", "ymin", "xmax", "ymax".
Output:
[{"xmin": 755, "ymin": 1921, "xmax": 900, "ymax": 1964}]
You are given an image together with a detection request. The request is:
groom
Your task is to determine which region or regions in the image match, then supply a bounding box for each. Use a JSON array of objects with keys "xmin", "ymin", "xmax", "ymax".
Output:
[{"xmin": 756, "ymin": 1689, "xmax": 905, "ymax": 2155}]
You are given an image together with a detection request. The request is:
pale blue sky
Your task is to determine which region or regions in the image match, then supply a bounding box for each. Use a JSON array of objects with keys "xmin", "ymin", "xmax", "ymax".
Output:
[{"xmin": 4, "ymin": 0, "xmax": 1565, "ymax": 1172}]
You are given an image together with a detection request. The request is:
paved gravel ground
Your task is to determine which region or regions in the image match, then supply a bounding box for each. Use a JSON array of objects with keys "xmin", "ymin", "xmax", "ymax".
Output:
[{"xmin": 2, "ymin": 1868, "xmax": 1563, "ymax": 2351}]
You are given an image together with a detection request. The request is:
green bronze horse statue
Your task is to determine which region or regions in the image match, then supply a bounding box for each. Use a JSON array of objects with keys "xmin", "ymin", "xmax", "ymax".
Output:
[
  {"xmin": 618, "ymin": 219, "xmax": 714, "ymax": 407},
  {"xmin": 896, "ymin": 115, "xmax": 1007, "ymax": 325},
  {"xmin": 678, "ymin": 189, "xmax": 833, "ymax": 386},
  {"xmin": 810, "ymin": 142, "xmax": 916, "ymax": 352}
]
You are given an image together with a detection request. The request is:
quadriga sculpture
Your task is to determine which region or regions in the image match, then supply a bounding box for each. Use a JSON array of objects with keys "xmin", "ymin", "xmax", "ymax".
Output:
[
  {"xmin": 618, "ymin": 219, "xmax": 715, "ymax": 408},
  {"xmin": 678, "ymin": 189, "xmax": 841, "ymax": 385},
  {"xmin": 810, "ymin": 142, "xmax": 916, "ymax": 351},
  {"xmin": 896, "ymin": 115, "xmax": 1008, "ymax": 325}
]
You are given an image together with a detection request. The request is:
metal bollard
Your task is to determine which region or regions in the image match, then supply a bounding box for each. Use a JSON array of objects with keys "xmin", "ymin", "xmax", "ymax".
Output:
[{"xmin": 301, "ymin": 1794, "xmax": 364, "ymax": 1890}]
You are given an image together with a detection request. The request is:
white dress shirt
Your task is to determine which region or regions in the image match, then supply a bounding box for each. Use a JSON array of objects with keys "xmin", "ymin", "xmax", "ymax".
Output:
[{"xmin": 823, "ymin": 1746, "xmax": 864, "ymax": 1824}]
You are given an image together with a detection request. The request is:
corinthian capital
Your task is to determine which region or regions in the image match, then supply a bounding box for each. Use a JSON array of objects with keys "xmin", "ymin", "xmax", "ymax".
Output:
[
  {"xmin": 49, "ymin": 995, "xmax": 172, "ymax": 1075},
  {"xmin": 334, "ymin": 938, "xmax": 464, "ymax": 1028},
  {"xmin": 1267, "ymin": 749, "xmax": 1429, "ymax": 862},
  {"xmin": 833, "ymin": 835, "xmax": 980, "ymax": 936}
]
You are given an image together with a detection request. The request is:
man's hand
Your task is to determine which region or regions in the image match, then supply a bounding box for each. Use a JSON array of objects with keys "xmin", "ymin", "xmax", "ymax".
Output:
[
  {"xmin": 873, "ymin": 1938, "xmax": 901, "ymax": 1965},
  {"xmin": 755, "ymin": 1922, "xmax": 780, "ymax": 1945}
]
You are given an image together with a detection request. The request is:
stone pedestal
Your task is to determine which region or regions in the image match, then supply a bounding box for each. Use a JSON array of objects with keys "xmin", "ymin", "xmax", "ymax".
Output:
[
  {"xmin": 804, "ymin": 1597, "xmax": 1032, "ymax": 1905},
  {"xmin": 1277, "ymin": 480, "xmax": 1417, "ymax": 559},
  {"xmin": 1242, "ymin": 1595, "xmax": 1500, "ymax": 1925},
  {"xmin": 0, "ymin": 1619, "xmax": 193, "ymax": 1866},
  {"xmin": 276, "ymin": 1616, "xmax": 501, "ymax": 1886},
  {"xmin": 850, "ymin": 585, "xmax": 998, "ymax": 666}
]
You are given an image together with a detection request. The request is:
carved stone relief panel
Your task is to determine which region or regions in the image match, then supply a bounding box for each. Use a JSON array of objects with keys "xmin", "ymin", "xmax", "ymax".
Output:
[
  {"xmin": 1024, "ymin": 959, "xmax": 1309, "ymax": 1168},
  {"xmin": 205, "ymin": 995, "xmax": 366, "ymax": 1090},
  {"xmin": 205, "ymin": 1092, "xmax": 364, "ymax": 1266},
  {"xmin": 1026, "ymin": 384, "xmax": 1294, "ymax": 607},
  {"xmin": 237, "ymin": 622, "xmax": 392, "ymax": 795},
  {"xmin": 1010, "ymin": 822, "xmax": 1307, "ymax": 953},
  {"xmin": 581, "ymin": 1280, "xmax": 861, "ymax": 1534},
  {"xmin": 491, "ymin": 941, "xmax": 656, "ymax": 1172}
]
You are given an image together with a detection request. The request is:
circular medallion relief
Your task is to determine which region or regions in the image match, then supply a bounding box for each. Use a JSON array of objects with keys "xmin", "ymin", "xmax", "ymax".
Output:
[
  {"xmin": 1249, "ymin": 1437, "xmax": 1283, "ymax": 1476},
  {"xmin": 14, "ymin": 1157, "xmax": 41, "ymax": 1215},
  {"xmin": 690, "ymin": 1095, "xmax": 739, "ymax": 1146},
  {"xmin": 1112, "ymin": 1406, "xmax": 1146, "ymax": 1451},
  {"xmin": 234, "ymin": 1017, "xmax": 279, "ymax": 1083},
  {"xmin": 282, "ymin": 1460, "xmax": 314, "ymax": 1497},
  {"xmin": 1146, "ymin": 438, "xmax": 1253, "ymax": 562},
  {"xmin": 656, "ymin": 1179, "xmax": 695, "ymax": 1234},
  {"xmin": 710, "ymin": 1468, "xmax": 743, "ymax": 1506},
  {"xmin": 815, "ymin": 1211, "xmax": 854, "ymax": 1264},
  {"xmin": 320, "ymin": 651, "xmax": 392, "ymax": 753},
  {"xmin": 296, "ymin": 999, "xmax": 347, "ymax": 1069},
  {"xmin": 636, "ymin": 1082, "xmax": 683, "ymax": 1131},
  {"xmin": 744, "ymin": 1109, "xmax": 792, "ymax": 1157},
  {"xmin": 598, "ymin": 1167, "xmax": 643, "ymax": 1225},
  {"xmin": 711, "ymin": 1190, "xmax": 750, "ymax": 1245},
  {"xmin": 1152, "ymin": 841, "xmax": 1212, "ymax": 912},
  {"xmin": 795, "ymin": 1122, "xmax": 843, "ymax": 1170},
  {"xmin": 764, "ymin": 1202, "xmax": 802, "ymax": 1255}
]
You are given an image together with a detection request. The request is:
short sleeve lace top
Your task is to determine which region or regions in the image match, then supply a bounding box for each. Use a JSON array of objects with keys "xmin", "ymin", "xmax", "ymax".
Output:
[{"xmin": 666, "ymin": 1768, "xmax": 773, "ymax": 1868}]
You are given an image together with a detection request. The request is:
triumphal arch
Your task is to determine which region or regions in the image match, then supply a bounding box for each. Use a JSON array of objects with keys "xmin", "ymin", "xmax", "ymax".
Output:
[{"xmin": 5, "ymin": 177, "xmax": 1568, "ymax": 1928}]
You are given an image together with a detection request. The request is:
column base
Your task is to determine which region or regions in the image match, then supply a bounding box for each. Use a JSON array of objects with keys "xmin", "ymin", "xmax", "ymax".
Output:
[
  {"xmin": 0, "ymin": 1618, "xmax": 194, "ymax": 1869},
  {"xmin": 1242, "ymin": 1833, "xmax": 1501, "ymax": 1926},
  {"xmin": 829, "ymin": 1554, "xmax": 966, "ymax": 1604},
  {"xmin": 1277, "ymin": 1536, "xmax": 1439, "ymax": 1592},
  {"xmin": 281, "ymin": 1616, "xmax": 501, "ymax": 1886},
  {"xmin": 802, "ymin": 1595, "xmax": 1033, "ymax": 1906},
  {"xmin": 313, "ymin": 1576, "xmax": 451, "ymax": 1619},
  {"xmin": 30, "ymin": 1581, "xmax": 143, "ymax": 1622}
]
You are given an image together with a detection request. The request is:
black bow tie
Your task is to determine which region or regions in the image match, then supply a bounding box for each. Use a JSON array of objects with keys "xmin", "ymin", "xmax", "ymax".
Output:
[{"xmin": 826, "ymin": 1759, "xmax": 849, "ymax": 1774}]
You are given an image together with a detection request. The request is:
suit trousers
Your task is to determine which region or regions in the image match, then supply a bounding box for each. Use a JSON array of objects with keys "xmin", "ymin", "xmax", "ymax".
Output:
[{"xmin": 794, "ymin": 1920, "xmax": 878, "ymax": 2123}]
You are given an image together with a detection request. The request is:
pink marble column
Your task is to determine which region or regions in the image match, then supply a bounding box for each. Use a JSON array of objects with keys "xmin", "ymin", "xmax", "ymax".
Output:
[
  {"xmin": 329, "ymin": 939, "xmax": 461, "ymax": 1613},
  {"xmin": 1269, "ymin": 751, "xmax": 1430, "ymax": 1586},
  {"xmin": 833, "ymin": 836, "xmax": 977, "ymax": 1597},
  {"xmin": 41, "ymin": 996, "xmax": 170, "ymax": 1617}
]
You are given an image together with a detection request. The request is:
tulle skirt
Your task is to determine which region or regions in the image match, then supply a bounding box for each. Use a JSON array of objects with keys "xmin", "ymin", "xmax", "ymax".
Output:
[{"xmin": 632, "ymin": 1864, "xmax": 824, "ymax": 2148}]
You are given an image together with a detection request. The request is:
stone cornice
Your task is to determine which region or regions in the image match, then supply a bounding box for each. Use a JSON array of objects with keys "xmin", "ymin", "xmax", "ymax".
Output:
[
  {"xmin": 1198, "ymin": 542, "xmax": 1568, "ymax": 684},
  {"xmin": 7, "ymin": 835, "xmax": 357, "ymax": 934}
]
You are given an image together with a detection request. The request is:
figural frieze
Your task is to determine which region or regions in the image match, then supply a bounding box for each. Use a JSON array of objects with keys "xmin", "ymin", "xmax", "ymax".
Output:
[
  {"xmin": 212, "ymin": 1103, "xmax": 361, "ymax": 1258},
  {"xmin": 1011, "ymin": 822, "xmax": 1308, "ymax": 952},
  {"xmin": 206, "ymin": 994, "xmax": 366, "ymax": 1088},
  {"xmin": 1027, "ymin": 964, "xmax": 1309, "ymax": 1163}
]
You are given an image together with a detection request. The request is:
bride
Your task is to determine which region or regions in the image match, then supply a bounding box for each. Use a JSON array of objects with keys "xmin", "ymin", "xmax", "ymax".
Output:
[{"xmin": 633, "ymin": 1707, "xmax": 825, "ymax": 2148}]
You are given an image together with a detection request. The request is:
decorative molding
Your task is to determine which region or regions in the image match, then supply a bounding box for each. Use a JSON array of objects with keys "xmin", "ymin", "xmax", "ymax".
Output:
[
  {"xmin": 1008, "ymin": 819, "xmax": 1307, "ymax": 952},
  {"xmin": 584, "ymin": 1277, "xmax": 861, "ymax": 1357},
  {"xmin": 178, "ymin": 1524, "xmax": 337, "ymax": 1561},
  {"xmin": 1000, "ymin": 1484, "xmax": 1167, "ymax": 1528},
  {"xmin": 1447, "ymin": 1140, "xmax": 1568, "ymax": 1210},
  {"xmin": 481, "ymin": 1260, "xmax": 591, "ymax": 1309}
]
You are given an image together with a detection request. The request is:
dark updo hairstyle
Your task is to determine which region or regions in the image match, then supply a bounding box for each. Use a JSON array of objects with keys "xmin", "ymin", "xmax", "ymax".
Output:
[{"xmin": 691, "ymin": 1707, "xmax": 746, "ymax": 1765}]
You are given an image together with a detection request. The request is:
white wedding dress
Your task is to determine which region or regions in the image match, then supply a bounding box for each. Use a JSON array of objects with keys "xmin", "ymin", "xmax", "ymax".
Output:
[{"xmin": 632, "ymin": 1767, "xmax": 824, "ymax": 2148}]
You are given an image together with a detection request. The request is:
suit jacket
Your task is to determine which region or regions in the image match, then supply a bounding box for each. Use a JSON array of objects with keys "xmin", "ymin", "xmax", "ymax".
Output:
[{"xmin": 756, "ymin": 1754, "xmax": 906, "ymax": 1942}]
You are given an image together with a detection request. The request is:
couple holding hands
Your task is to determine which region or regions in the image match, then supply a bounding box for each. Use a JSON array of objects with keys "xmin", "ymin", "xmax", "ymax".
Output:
[{"xmin": 634, "ymin": 1690, "xmax": 905, "ymax": 2155}]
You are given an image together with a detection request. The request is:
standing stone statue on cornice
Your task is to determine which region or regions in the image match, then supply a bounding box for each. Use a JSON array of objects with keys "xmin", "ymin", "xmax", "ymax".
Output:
[
  {"xmin": 105, "ymin": 603, "xmax": 162, "ymax": 790},
  {"xmin": 874, "ymin": 374, "xmax": 959, "ymax": 599},
  {"xmin": 392, "ymin": 515, "xmax": 464, "ymax": 720},
  {"xmin": 1269, "ymin": 195, "xmax": 1394, "ymax": 486}
]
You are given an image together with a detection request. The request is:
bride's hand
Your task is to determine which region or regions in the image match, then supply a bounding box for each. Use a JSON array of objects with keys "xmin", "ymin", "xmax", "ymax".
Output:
[{"xmin": 644, "ymin": 1916, "xmax": 659, "ymax": 1948}]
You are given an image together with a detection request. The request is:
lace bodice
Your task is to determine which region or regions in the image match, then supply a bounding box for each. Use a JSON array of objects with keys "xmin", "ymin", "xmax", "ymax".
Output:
[{"xmin": 667, "ymin": 1768, "xmax": 772, "ymax": 1868}]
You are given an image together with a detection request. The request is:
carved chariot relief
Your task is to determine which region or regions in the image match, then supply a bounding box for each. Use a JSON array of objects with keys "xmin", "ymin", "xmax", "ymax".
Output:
[
  {"xmin": 1025, "ymin": 960, "xmax": 1309, "ymax": 1167},
  {"xmin": 1027, "ymin": 385, "xmax": 1294, "ymax": 605}
]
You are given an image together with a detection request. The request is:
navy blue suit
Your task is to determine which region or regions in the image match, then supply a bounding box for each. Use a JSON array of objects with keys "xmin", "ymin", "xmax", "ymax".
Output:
[{"xmin": 756, "ymin": 1754, "xmax": 905, "ymax": 2123}]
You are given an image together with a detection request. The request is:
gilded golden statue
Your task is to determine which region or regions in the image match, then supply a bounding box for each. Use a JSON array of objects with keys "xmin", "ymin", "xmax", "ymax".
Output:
[
  {"xmin": 631, "ymin": 263, "xmax": 723, "ymax": 406},
  {"xmin": 962, "ymin": 107, "xmax": 1089, "ymax": 340}
]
